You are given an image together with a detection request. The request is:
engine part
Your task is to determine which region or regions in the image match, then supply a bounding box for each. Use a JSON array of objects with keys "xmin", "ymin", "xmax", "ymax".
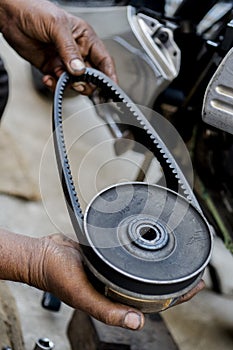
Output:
[
  {"xmin": 128, "ymin": 6, "xmax": 180, "ymax": 82},
  {"xmin": 53, "ymin": 68, "xmax": 213, "ymax": 312},
  {"xmin": 202, "ymin": 46, "xmax": 233, "ymax": 135},
  {"xmin": 83, "ymin": 182, "xmax": 211, "ymax": 312}
]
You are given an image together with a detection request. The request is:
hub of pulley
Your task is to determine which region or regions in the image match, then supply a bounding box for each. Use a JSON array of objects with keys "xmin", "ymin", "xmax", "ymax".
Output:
[{"xmin": 82, "ymin": 182, "xmax": 212, "ymax": 312}]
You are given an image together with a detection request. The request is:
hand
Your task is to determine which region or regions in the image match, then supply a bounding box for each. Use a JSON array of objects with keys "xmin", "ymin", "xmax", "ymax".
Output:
[
  {"xmin": 31, "ymin": 233, "xmax": 145, "ymax": 330},
  {"xmin": 0, "ymin": 229, "xmax": 205, "ymax": 330},
  {"xmin": 33, "ymin": 234, "xmax": 205, "ymax": 325},
  {"xmin": 0, "ymin": 0, "xmax": 117, "ymax": 93}
]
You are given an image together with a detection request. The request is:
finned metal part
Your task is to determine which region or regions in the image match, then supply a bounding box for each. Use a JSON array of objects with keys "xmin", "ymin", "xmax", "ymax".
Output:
[{"xmin": 202, "ymin": 47, "xmax": 233, "ymax": 135}]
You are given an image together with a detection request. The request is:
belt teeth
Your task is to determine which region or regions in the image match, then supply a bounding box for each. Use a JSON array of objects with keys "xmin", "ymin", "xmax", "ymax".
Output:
[{"xmin": 54, "ymin": 68, "xmax": 202, "ymax": 224}]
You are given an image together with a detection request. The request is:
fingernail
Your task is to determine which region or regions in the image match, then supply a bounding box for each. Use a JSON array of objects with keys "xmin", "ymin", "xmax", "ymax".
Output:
[
  {"xmin": 123, "ymin": 312, "xmax": 142, "ymax": 330},
  {"xmin": 43, "ymin": 77, "xmax": 53, "ymax": 88},
  {"xmin": 70, "ymin": 59, "xmax": 85, "ymax": 72},
  {"xmin": 72, "ymin": 82, "xmax": 86, "ymax": 92}
]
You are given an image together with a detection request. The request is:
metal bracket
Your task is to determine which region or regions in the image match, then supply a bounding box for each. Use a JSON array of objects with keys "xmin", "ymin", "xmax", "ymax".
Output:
[
  {"xmin": 127, "ymin": 6, "xmax": 180, "ymax": 81},
  {"xmin": 202, "ymin": 46, "xmax": 233, "ymax": 134}
]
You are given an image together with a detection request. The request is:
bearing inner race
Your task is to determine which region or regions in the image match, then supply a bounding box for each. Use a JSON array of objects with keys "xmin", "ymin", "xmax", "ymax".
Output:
[{"xmin": 128, "ymin": 217, "xmax": 169, "ymax": 250}]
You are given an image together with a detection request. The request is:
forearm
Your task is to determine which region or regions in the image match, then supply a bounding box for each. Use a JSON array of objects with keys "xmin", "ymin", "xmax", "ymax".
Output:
[{"xmin": 0, "ymin": 228, "xmax": 43, "ymax": 286}]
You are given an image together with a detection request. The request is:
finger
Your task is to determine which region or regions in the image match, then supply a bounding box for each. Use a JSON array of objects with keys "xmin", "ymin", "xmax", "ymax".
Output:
[
  {"xmin": 64, "ymin": 257, "xmax": 145, "ymax": 330},
  {"xmin": 43, "ymin": 73, "xmax": 94, "ymax": 96},
  {"xmin": 97, "ymin": 303, "xmax": 145, "ymax": 331},
  {"xmin": 90, "ymin": 41, "xmax": 118, "ymax": 83},
  {"xmin": 51, "ymin": 23, "xmax": 86, "ymax": 75},
  {"xmin": 72, "ymin": 82, "xmax": 96, "ymax": 95},
  {"xmin": 76, "ymin": 277, "xmax": 145, "ymax": 330},
  {"xmin": 71, "ymin": 61, "xmax": 96, "ymax": 94},
  {"xmin": 175, "ymin": 279, "xmax": 205, "ymax": 306},
  {"xmin": 43, "ymin": 75, "xmax": 56, "ymax": 91},
  {"xmin": 98, "ymin": 55, "xmax": 118, "ymax": 83},
  {"xmin": 72, "ymin": 82, "xmax": 87, "ymax": 93}
]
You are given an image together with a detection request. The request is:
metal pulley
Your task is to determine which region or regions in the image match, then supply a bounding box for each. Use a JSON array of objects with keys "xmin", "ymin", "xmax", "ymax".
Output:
[
  {"xmin": 82, "ymin": 182, "xmax": 212, "ymax": 312},
  {"xmin": 53, "ymin": 68, "xmax": 213, "ymax": 313}
]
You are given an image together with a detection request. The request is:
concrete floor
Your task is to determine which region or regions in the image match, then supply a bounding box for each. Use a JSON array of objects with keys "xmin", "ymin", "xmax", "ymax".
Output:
[{"xmin": 0, "ymin": 5, "xmax": 233, "ymax": 349}]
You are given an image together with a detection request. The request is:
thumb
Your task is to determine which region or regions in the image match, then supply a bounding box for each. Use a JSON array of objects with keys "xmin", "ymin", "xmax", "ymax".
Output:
[
  {"xmin": 52, "ymin": 24, "xmax": 86, "ymax": 75},
  {"xmin": 69, "ymin": 58, "xmax": 86, "ymax": 74},
  {"xmin": 88, "ymin": 297, "xmax": 145, "ymax": 330},
  {"xmin": 71, "ymin": 270, "xmax": 145, "ymax": 330}
]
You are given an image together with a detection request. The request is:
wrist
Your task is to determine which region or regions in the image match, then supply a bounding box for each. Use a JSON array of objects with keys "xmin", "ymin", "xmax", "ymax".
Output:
[{"xmin": 0, "ymin": 229, "xmax": 45, "ymax": 287}]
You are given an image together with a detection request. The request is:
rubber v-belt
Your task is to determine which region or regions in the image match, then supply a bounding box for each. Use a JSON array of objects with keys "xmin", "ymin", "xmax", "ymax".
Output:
[{"xmin": 53, "ymin": 67, "xmax": 202, "ymax": 240}]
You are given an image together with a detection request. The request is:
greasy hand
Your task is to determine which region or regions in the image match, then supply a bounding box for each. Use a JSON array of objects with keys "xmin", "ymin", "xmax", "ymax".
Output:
[
  {"xmin": 32, "ymin": 234, "xmax": 204, "ymax": 329},
  {"xmin": 0, "ymin": 228, "xmax": 205, "ymax": 330},
  {"xmin": 0, "ymin": 0, "xmax": 117, "ymax": 93},
  {"xmin": 33, "ymin": 234, "xmax": 144, "ymax": 330}
]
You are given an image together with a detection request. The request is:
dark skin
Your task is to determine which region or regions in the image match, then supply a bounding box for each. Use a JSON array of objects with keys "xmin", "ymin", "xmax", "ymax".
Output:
[
  {"xmin": 0, "ymin": 0, "xmax": 117, "ymax": 93},
  {"xmin": 0, "ymin": 0, "xmax": 205, "ymax": 330}
]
